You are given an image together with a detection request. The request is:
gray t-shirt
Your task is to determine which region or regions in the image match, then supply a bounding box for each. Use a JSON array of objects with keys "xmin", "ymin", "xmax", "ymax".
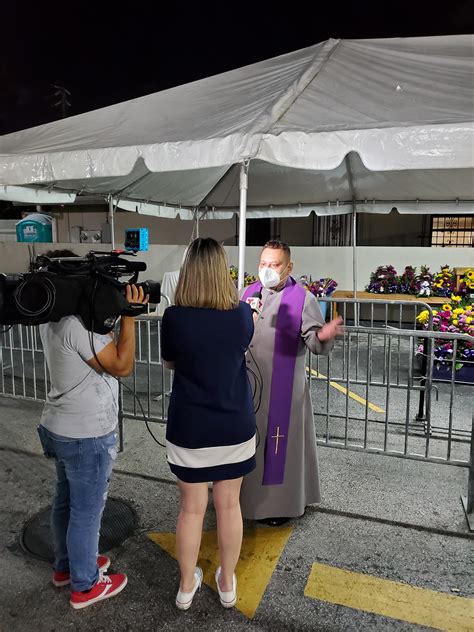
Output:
[{"xmin": 39, "ymin": 316, "xmax": 119, "ymax": 438}]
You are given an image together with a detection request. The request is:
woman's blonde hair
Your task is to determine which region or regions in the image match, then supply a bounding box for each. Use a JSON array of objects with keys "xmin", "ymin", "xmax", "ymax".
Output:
[{"xmin": 174, "ymin": 238, "xmax": 238, "ymax": 310}]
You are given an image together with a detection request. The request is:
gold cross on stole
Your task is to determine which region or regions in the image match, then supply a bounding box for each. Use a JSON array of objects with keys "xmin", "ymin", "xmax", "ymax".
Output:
[{"xmin": 271, "ymin": 426, "xmax": 285, "ymax": 454}]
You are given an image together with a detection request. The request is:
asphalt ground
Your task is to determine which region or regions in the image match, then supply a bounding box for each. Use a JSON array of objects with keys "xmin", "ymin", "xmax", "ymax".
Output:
[
  {"xmin": 1, "ymin": 322, "xmax": 473, "ymax": 631},
  {"xmin": 0, "ymin": 394, "xmax": 473, "ymax": 632}
]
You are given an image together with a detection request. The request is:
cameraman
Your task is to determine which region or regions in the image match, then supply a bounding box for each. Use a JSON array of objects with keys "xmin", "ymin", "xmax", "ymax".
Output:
[{"xmin": 37, "ymin": 250, "xmax": 148, "ymax": 610}]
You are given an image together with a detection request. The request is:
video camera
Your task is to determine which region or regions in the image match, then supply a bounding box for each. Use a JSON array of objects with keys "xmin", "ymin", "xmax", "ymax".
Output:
[{"xmin": 0, "ymin": 250, "xmax": 161, "ymax": 334}]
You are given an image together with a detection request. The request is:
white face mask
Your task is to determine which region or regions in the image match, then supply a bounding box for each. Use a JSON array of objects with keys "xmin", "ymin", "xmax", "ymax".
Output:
[{"xmin": 259, "ymin": 266, "xmax": 281, "ymax": 289}]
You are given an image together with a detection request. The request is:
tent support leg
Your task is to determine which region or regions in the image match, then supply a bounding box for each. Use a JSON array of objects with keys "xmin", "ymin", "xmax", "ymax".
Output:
[
  {"xmin": 344, "ymin": 154, "xmax": 358, "ymax": 324},
  {"xmin": 352, "ymin": 206, "xmax": 359, "ymax": 326},
  {"xmin": 352, "ymin": 206, "xmax": 357, "ymax": 293},
  {"xmin": 237, "ymin": 161, "xmax": 249, "ymax": 290},
  {"xmin": 108, "ymin": 196, "xmax": 116, "ymax": 249}
]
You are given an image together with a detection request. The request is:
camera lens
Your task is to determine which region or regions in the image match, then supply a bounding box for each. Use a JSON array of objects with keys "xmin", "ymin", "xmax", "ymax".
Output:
[{"xmin": 139, "ymin": 281, "xmax": 161, "ymax": 304}]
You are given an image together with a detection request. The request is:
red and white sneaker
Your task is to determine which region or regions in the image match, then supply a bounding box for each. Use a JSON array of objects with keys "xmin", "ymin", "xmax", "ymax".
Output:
[
  {"xmin": 52, "ymin": 555, "xmax": 111, "ymax": 587},
  {"xmin": 70, "ymin": 573, "xmax": 128, "ymax": 609}
]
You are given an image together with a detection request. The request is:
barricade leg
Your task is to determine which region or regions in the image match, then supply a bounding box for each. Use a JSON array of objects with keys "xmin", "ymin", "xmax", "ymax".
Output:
[
  {"xmin": 461, "ymin": 415, "xmax": 474, "ymax": 531},
  {"xmin": 416, "ymin": 339, "xmax": 428, "ymax": 422},
  {"xmin": 118, "ymin": 384, "xmax": 124, "ymax": 453}
]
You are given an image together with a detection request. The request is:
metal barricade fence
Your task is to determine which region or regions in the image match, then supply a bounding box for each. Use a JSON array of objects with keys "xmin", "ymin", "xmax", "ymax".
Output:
[
  {"xmin": 119, "ymin": 314, "xmax": 172, "ymax": 427},
  {"xmin": 319, "ymin": 296, "xmax": 435, "ymax": 331},
  {"xmin": 315, "ymin": 297, "xmax": 437, "ymax": 422},
  {"xmin": 0, "ymin": 324, "xmax": 49, "ymax": 400},
  {"xmin": 308, "ymin": 325, "xmax": 472, "ymax": 463},
  {"xmin": 305, "ymin": 323, "xmax": 474, "ymax": 528},
  {"xmin": 124, "ymin": 316, "xmax": 471, "ymax": 468},
  {"xmin": 1, "ymin": 302, "xmax": 473, "ymax": 526},
  {"xmin": 0, "ymin": 301, "xmax": 170, "ymax": 404}
]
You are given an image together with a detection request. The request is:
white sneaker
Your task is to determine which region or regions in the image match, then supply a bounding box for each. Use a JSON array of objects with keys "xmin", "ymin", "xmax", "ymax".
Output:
[
  {"xmin": 215, "ymin": 566, "xmax": 237, "ymax": 608},
  {"xmin": 175, "ymin": 567, "xmax": 203, "ymax": 610}
]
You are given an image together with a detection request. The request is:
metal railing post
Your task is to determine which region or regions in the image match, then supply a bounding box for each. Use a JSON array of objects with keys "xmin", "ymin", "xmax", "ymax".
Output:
[{"xmin": 461, "ymin": 415, "xmax": 474, "ymax": 531}]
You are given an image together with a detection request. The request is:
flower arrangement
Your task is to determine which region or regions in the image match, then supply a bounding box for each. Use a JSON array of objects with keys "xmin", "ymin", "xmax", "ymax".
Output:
[
  {"xmin": 431, "ymin": 265, "xmax": 456, "ymax": 297},
  {"xmin": 365, "ymin": 264, "xmax": 474, "ymax": 300},
  {"xmin": 459, "ymin": 268, "xmax": 474, "ymax": 300},
  {"xmin": 399, "ymin": 266, "xmax": 418, "ymax": 295},
  {"xmin": 229, "ymin": 266, "xmax": 257, "ymax": 287},
  {"xmin": 366, "ymin": 265, "xmax": 400, "ymax": 294},
  {"xmin": 417, "ymin": 301, "xmax": 474, "ymax": 368},
  {"xmin": 416, "ymin": 265, "xmax": 434, "ymax": 297},
  {"xmin": 303, "ymin": 278, "xmax": 338, "ymax": 297}
]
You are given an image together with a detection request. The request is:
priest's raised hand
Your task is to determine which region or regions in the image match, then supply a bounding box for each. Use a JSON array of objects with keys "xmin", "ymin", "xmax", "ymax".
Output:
[{"xmin": 317, "ymin": 315, "xmax": 344, "ymax": 342}]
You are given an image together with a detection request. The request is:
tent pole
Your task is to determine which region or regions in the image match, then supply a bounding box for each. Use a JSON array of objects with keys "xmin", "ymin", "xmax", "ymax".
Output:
[
  {"xmin": 237, "ymin": 160, "xmax": 249, "ymax": 290},
  {"xmin": 352, "ymin": 205, "xmax": 357, "ymax": 296},
  {"xmin": 352, "ymin": 204, "xmax": 359, "ymax": 326},
  {"xmin": 344, "ymin": 155, "xmax": 358, "ymax": 297},
  {"xmin": 108, "ymin": 195, "xmax": 115, "ymax": 249}
]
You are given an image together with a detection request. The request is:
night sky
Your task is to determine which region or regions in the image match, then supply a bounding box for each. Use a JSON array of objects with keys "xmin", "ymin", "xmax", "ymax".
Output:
[{"xmin": 1, "ymin": 0, "xmax": 473, "ymax": 135}]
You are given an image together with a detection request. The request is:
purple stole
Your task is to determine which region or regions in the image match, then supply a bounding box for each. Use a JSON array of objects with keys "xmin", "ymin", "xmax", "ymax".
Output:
[{"xmin": 242, "ymin": 277, "xmax": 306, "ymax": 485}]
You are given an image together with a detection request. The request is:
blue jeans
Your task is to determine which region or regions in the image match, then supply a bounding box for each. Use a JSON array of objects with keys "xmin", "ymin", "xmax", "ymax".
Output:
[{"xmin": 37, "ymin": 425, "xmax": 118, "ymax": 592}]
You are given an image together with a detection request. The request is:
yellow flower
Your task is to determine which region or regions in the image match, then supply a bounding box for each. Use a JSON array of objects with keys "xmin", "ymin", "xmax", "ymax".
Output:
[
  {"xmin": 466, "ymin": 270, "xmax": 474, "ymax": 279},
  {"xmin": 469, "ymin": 282, "xmax": 474, "ymax": 290},
  {"xmin": 452, "ymin": 319, "xmax": 459, "ymax": 326},
  {"xmin": 442, "ymin": 304, "xmax": 451, "ymax": 312},
  {"xmin": 433, "ymin": 310, "xmax": 438, "ymax": 315},
  {"xmin": 453, "ymin": 308, "xmax": 463, "ymax": 315},
  {"xmin": 467, "ymin": 317, "xmax": 473, "ymax": 324},
  {"xmin": 416, "ymin": 310, "xmax": 429, "ymax": 323},
  {"xmin": 451, "ymin": 294, "xmax": 461, "ymax": 302}
]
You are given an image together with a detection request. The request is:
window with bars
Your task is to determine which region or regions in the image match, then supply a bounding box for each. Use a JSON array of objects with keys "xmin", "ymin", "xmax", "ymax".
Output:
[{"xmin": 431, "ymin": 216, "xmax": 474, "ymax": 247}]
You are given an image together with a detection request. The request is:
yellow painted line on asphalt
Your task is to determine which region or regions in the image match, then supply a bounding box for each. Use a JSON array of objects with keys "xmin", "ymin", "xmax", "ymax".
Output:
[
  {"xmin": 148, "ymin": 526, "xmax": 293, "ymax": 618},
  {"xmin": 305, "ymin": 563, "xmax": 474, "ymax": 632},
  {"xmin": 306, "ymin": 367, "xmax": 385, "ymax": 413}
]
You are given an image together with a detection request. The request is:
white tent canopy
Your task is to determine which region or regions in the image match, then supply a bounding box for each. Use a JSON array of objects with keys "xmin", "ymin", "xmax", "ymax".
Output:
[
  {"xmin": 0, "ymin": 35, "xmax": 473, "ymax": 284},
  {"xmin": 1, "ymin": 36, "xmax": 472, "ymax": 205}
]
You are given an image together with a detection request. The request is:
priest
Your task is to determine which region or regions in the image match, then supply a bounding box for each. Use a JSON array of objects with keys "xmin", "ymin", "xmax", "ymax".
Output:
[{"xmin": 240, "ymin": 240, "xmax": 343, "ymax": 525}]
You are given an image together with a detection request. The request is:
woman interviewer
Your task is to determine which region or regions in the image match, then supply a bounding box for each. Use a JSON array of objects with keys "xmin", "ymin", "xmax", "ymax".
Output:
[{"xmin": 161, "ymin": 237, "xmax": 256, "ymax": 610}]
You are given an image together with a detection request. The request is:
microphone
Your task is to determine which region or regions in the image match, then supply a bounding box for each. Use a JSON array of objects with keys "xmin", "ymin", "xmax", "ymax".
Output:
[{"xmin": 245, "ymin": 290, "xmax": 263, "ymax": 316}]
